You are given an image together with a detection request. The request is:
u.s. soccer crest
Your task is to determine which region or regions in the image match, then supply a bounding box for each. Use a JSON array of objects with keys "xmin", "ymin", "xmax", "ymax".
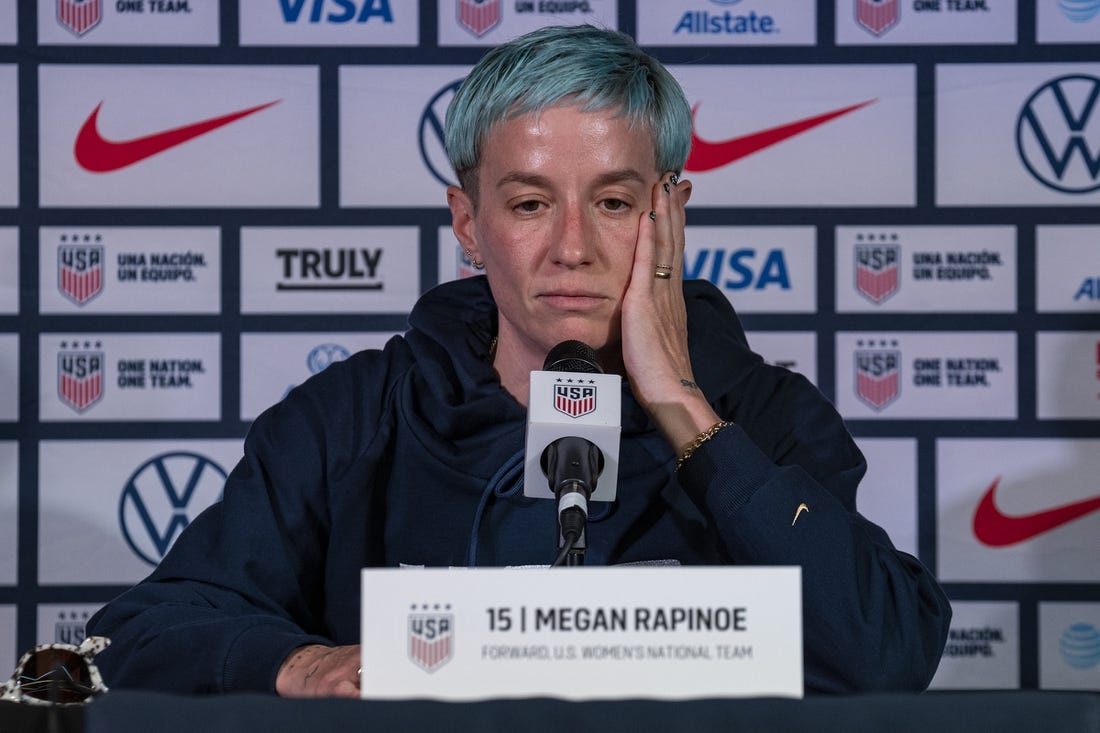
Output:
[
  {"xmin": 58, "ymin": 243, "xmax": 104, "ymax": 306},
  {"xmin": 854, "ymin": 341, "xmax": 900, "ymax": 410},
  {"xmin": 408, "ymin": 608, "xmax": 454, "ymax": 673},
  {"xmin": 854, "ymin": 243, "xmax": 900, "ymax": 304},
  {"xmin": 554, "ymin": 382, "xmax": 597, "ymax": 418},
  {"xmin": 58, "ymin": 341, "xmax": 104, "ymax": 413},
  {"xmin": 856, "ymin": 0, "xmax": 899, "ymax": 36},
  {"xmin": 54, "ymin": 611, "xmax": 90, "ymax": 646},
  {"xmin": 57, "ymin": 0, "xmax": 102, "ymax": 37},
  {"xmin": 457, "ymin": 0, "xmax": 501, "ymax": 37}
]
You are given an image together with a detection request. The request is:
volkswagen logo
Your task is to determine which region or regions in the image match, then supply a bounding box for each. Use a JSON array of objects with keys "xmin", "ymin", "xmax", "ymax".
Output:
[
  {"xmin": 1016, "ymin": 74, "xmax": 1100, "ymax": 194},
  {"xmin": 419, "ymin": 80, "xmax": 463, "ymax": 188},
  {"xmin": 118, "ymin": 451, "xmax": 227, "ymax": 566}
]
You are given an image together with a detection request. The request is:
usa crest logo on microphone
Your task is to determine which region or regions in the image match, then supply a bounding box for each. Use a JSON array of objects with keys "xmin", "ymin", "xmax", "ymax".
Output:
[
  {"xmin": 554, "ymin": 379, "xmax": 597, "ymax": 418},
  {"xmin": 408, "ymin": 604, "xmax": 454, "ymax": 673}
]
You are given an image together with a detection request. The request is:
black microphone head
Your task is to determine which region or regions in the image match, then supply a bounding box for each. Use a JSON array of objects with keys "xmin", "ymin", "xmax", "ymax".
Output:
[{"xmin": 543, "ymin": 340, "xmax": 603, "ymax": 374}]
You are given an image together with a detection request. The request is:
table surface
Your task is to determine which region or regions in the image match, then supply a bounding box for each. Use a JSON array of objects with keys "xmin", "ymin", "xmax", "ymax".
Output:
[{"xmin": 31, "ymin": 689, "xmax": 1090, "ymax": 733}]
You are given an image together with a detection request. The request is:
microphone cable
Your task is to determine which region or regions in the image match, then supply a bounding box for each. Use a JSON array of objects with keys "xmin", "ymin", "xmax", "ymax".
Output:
[{"xmin": 551, "ymin": 503, "xmax": 586, "ymax": 567}]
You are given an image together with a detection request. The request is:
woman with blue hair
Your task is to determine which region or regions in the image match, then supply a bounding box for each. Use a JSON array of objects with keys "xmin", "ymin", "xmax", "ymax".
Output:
[{"xmin": 88, "ymin": 25, "xmax": 950, "ymax": 697}]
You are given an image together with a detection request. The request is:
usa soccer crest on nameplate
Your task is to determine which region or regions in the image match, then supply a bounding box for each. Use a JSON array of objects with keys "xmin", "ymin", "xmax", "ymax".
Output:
[{"xmin": 408, "ymin": 604, "xmax": 453, "ymax": 673}]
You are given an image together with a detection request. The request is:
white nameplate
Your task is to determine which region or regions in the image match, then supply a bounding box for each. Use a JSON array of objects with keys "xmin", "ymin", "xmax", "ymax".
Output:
[{"xmin": 360, "ymin": 566, "xmax": 802, "ymax": 701}]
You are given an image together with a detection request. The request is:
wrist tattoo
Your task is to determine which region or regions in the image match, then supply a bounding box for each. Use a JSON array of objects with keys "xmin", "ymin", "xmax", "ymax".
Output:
[{"xmin": 680, "ymin": 378, "xmax": 699, "ymax": 390}]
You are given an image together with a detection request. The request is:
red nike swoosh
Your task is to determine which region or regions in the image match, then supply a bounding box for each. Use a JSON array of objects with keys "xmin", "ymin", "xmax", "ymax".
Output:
[
  {"xmin": 74, "ymin": 99, "xmax": 281, "ymax": 173},
  {"xmin": 972, "ymin": 475, "xmax": 1100, "ymax": 547},
  {"xmin": 684, "ymin": 99, "xmax": 876, "ymax": 173}
]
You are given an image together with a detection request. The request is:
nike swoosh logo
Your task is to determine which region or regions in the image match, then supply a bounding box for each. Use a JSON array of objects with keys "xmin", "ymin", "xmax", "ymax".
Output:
[
  {"xmin": 972, "ymin": 476, "xmax": 1100, "ymax": 547},
  {"xmin": 74, "ymin": 99, "xmax": 281, "ymax": 173},
  {"xmin": 792, "ymin": 502, "xmax": 809, "ymax": 526},
  {"xmin": 684, "ymin": 99, "xmax": 876, "ymax": 173}
]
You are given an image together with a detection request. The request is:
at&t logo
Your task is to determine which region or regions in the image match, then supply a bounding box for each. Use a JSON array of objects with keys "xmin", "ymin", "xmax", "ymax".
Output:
[
  {"xmin": 1060, "ymin": 623, "xmax": 1100, "ymax": 669},
  {"xmin": 119, "ymin": 451, "xmax": 226, "ymax": 566}
]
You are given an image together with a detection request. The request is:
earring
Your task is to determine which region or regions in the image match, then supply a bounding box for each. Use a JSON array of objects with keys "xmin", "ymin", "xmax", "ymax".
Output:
[{"xmin": 463, "ymin": 249, "xmax": 485, "ymax": 270}]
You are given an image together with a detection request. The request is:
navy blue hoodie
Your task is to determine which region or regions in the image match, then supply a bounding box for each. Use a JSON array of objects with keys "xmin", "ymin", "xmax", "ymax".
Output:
[{"xmin": 87, "ymin": 276, "xmax": 951, "ymax": 694}]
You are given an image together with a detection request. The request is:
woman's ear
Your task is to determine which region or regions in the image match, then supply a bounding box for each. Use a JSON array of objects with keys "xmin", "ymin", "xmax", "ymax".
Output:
[
  {"xmin": 677, "ymin": 178, "xmax": 693, "ymax": 205},
  {"xmin": 447, "ymin": 185, "xmax": 479, "ymax": 258}
]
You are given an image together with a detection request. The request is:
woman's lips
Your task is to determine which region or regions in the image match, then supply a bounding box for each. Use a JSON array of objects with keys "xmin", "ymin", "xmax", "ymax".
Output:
[{"xmin": 539, "ymin": 291, "xmax": 607, "ymax": 310}]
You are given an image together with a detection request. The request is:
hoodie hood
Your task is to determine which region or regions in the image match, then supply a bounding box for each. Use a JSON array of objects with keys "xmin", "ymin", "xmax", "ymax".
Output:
[{"xmin": 398, "ymin": 276, "xmax": 524, "ymax": 458}]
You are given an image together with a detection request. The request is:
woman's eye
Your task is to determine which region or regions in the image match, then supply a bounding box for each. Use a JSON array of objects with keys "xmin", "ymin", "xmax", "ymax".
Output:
[
  {"xmin": 601, "ymin": 198, "xmax": 629, "ymax": 212},
  {"xmin": 514, "ymin": 200, "xmax": 542, "ymax": 213}
]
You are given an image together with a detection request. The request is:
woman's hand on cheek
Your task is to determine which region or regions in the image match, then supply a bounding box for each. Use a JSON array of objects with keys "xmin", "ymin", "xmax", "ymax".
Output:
[{"xmin": 620, "ymin": 173, "xmax": 720, "ymax": 452}]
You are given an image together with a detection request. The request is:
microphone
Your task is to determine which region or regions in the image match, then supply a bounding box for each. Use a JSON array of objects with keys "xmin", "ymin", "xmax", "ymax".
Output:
[{"xmin": 524, "ymin": 340, "xmax": 622, "ymax": 564}]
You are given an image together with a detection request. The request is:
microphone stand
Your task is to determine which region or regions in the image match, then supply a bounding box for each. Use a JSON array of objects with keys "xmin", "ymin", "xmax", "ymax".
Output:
[
  {"xmin": 537, "ymin": 339, "xmax": 611, "ymax": 568},
  {"xmin": 545, "ymin": 437, "xmax": 601, "ymax": 567},
  {"xmin": 556, "ymin": 480, "xmax": 588, "ymax": 567}
]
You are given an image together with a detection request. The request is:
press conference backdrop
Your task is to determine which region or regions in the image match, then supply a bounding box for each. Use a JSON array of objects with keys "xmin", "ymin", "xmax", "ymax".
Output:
[{"xmin": 0, "ymin": 0, "xmax": 1098, "ymax": 692}]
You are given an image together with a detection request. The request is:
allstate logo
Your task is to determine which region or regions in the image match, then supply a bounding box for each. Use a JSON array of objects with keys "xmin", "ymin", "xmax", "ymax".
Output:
[
  {"xmin": 419, "ymin": 80, "xmax": 462, "ymax": 188},
  {"xmin": 1059, "ymin": 623, "xmax": 1100, "ymax": 669},
  {"xmin": 1016, "ymin": 74, "xmax": 1100, "ymax": 194},
  {"xmin": 118, "ymin": 452, "xmax": 227, "ymax": 566},
  {"xmin": 306, "ymin": 343, "xmax": 351, "ymax": 374},
  {"xmin": 1059, "ymin": 0, "xmax": 1100, "ymax": 22}
]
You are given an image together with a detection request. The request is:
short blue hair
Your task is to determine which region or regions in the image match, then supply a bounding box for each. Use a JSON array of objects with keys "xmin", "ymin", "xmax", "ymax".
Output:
[{"xmin": 444, "ymin": 25, "xmax": 692, "ymax": 201}]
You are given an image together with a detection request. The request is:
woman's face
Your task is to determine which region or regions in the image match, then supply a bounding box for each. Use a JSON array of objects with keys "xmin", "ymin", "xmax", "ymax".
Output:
[{"xmin": 449, "ymin": 105, "xmax": 659, "ymax": 370}]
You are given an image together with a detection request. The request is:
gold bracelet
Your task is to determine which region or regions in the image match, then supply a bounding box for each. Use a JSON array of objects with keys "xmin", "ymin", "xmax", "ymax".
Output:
[{"xmin": 676, "ymin": 420, "xmax": 733, "ymax": 471}]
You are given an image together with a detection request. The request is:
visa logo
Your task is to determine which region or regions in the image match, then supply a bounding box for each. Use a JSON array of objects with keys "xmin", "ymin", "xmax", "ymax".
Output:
[
  {"xmin": 684, "ymin": 248, "xmax": 791, "ymax": 290},
  {"xmin": 279, "ymin": 0, "xmax": 393, "ymax": 23}
]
